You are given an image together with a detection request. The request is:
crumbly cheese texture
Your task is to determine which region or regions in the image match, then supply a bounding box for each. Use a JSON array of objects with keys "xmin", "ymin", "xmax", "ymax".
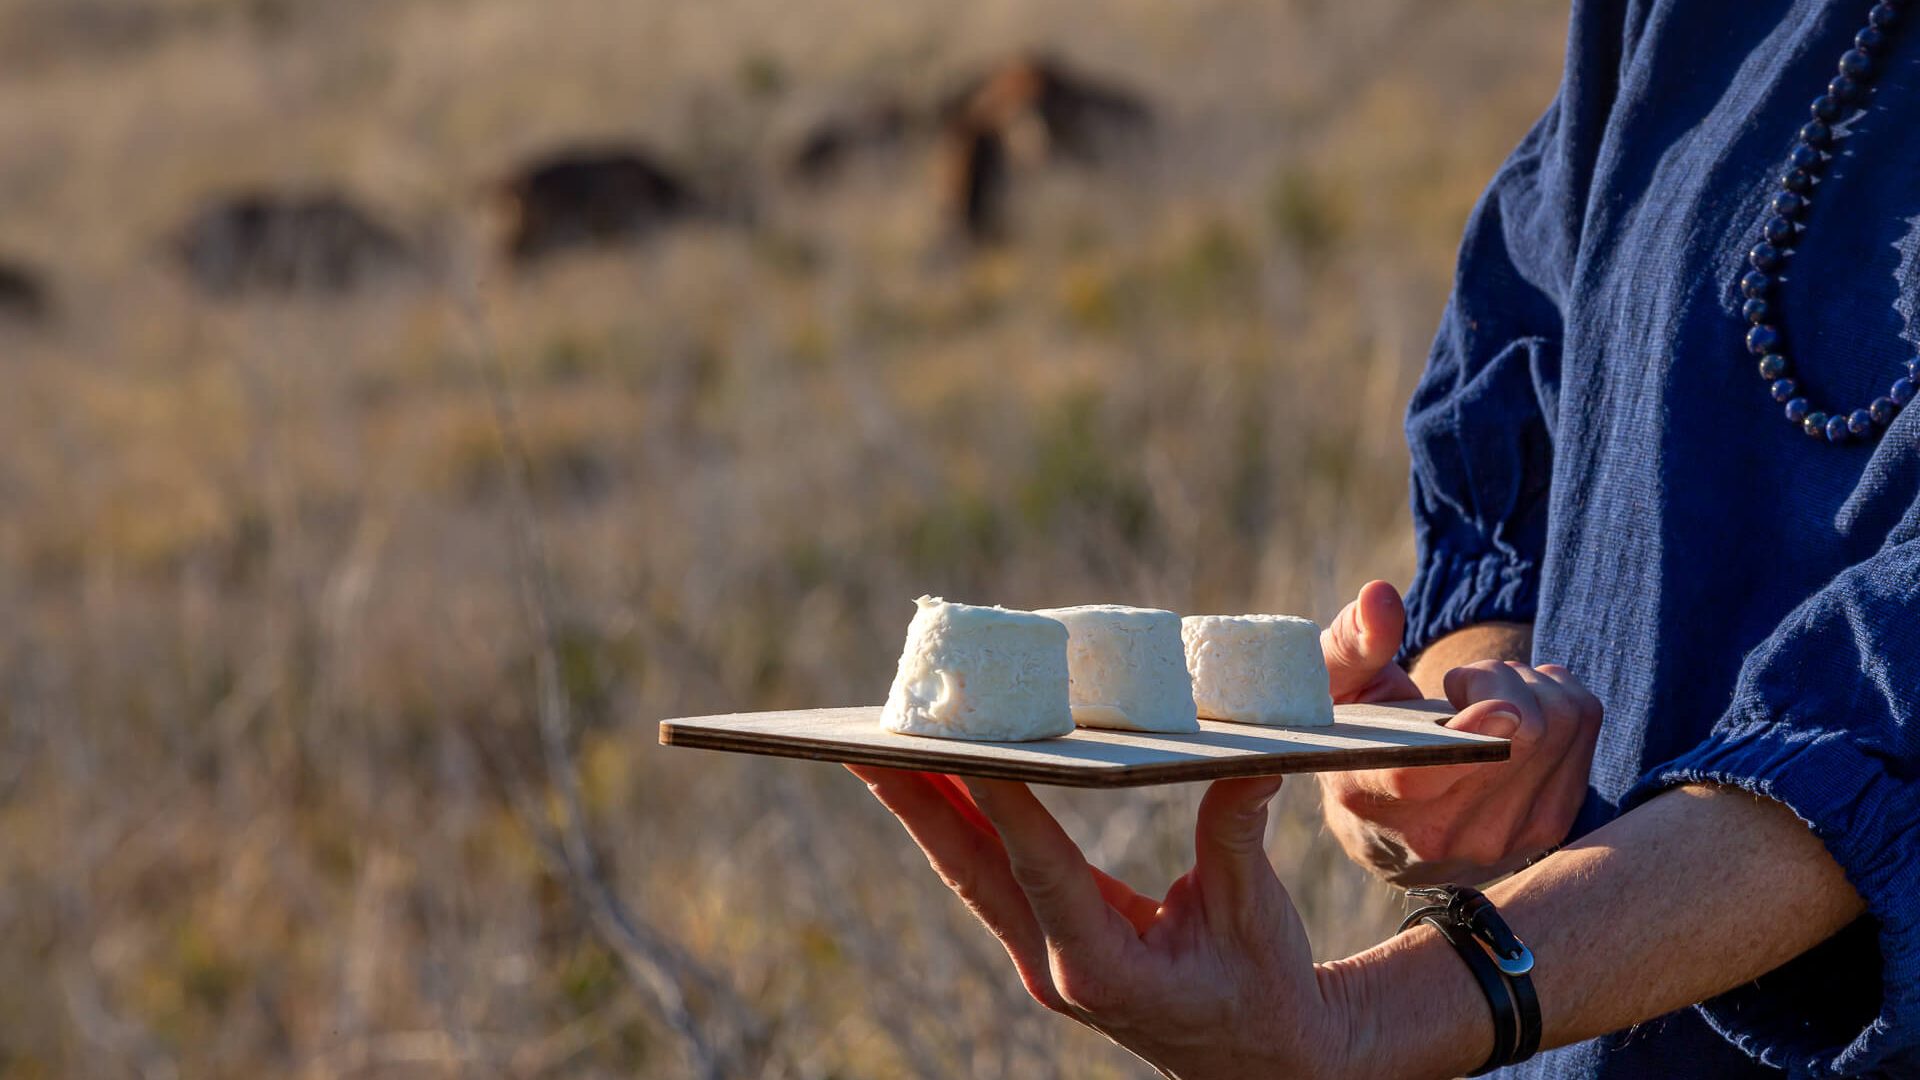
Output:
[
  {"xmin": 881, "ymin": 596, "xmax": 1074, "ymax": 741},
  {"xmin": 1034, "ymin": 605, "xmax": 1199, "ymax": 733},
  {"xmin": 1180, "ymin": 614, "xmax": 1335, "ymax": 727}
]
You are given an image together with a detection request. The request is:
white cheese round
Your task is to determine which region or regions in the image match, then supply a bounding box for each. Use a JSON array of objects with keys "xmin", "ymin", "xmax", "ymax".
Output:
[
  {"xmin": 1034, "ymin": 605, "xmax": 1199, "ymax": 733},
  {"xmin": 1180, "ymin": 614, "xmax": 1334, "ymax": 727},
  {"xmin": 881, "ymin": 596, "xmax": 1074, "ymax": 741}
]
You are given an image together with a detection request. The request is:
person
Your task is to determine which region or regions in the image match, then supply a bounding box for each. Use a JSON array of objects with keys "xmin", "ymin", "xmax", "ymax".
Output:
[{"xmin": 851, "ymin": 0, "xmax": 1920, "ymax": 1074}]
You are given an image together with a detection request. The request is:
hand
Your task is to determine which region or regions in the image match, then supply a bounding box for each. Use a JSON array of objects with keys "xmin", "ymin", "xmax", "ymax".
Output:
[
  {"xmin": 849, "ymin": 767, "xmax": 1355, "ymax": 1080},
  {"xmin": 1317, "ymin": 583, "xmax": 1603, "ymax": 884}
]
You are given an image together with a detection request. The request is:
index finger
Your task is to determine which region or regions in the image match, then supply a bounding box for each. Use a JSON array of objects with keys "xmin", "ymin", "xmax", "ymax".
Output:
[
  {"xmin": 1381, "ymin": 698, "xmax": 1528, "ymax": 801},
  {"xmin": 847, "ymin": 766, "xmax": 1072, "ymax": 1011},
  {"xmin": 938, "ymin": 774, "xmax": 1160, "ymax": 933},
  {"xmin": 961, "ymin": 778, "xmax": 1135, "ymax": 965}
]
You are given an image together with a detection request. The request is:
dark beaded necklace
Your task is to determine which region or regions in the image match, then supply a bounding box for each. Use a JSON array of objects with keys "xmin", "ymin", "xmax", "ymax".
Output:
[{"xmin": 1742, "ymin": 0, "xmax": 1920, "ymax": 443}]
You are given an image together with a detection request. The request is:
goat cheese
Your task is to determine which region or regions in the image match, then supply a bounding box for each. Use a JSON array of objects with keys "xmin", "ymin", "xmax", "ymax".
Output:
[
  {"xmin": 1034, "ymin": 605, "xmax": 1199, "ymax": 733},
  {"xmin": 1181, "ymin": 614, "xmax": 1334, "ymax": 727},
  {"xmin": 881, "ymin": 596, "xmax": 1074, "ymax": 741}
]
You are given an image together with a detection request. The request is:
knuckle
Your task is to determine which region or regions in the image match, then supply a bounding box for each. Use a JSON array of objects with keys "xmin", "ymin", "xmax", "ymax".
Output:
[
  {"xmin": 1537, "ymin": 664, "xmax": 1603, "ymax": 714},
  {"xmin": 1446, "ymin": 662, "xmax": 1501, "ymax": 702},
  {"xmin": 932, "ymin": 849, "xmax": 986, "ymax": 903},
  {"xmin": 1010, "ymin": 864, "xmax": 1072, "ymax": 909},
  {"xmin": 1541, "ymin": 697, "xmax": 1581, "ymax": 737},
  {"xmin": 1214, "ymin": 821, "xmax": 1270, "ymax": 859},
  {"xmin": 936, "ymin": 864, "xmax": 978, "ymax": 901}
]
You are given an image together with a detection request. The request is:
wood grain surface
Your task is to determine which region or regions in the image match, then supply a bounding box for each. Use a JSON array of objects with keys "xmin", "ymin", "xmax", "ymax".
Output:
[{"xmin": 657, "ymin": 700, "xmax": 1505, "ymax": 788}]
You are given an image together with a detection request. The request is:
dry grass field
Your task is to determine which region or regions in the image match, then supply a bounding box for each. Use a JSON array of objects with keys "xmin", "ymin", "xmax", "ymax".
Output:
[{"xmin": 0, "ymin": 0, "xmax": 1566, "ymax": 1075}]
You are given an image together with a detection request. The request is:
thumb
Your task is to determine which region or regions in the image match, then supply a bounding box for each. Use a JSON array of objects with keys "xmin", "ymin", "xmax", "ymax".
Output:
[
  {"xmin": 1323, "ymin": 580, "xmax": 1406, "ymax": 698},
  {"xmin": 1194, "ymin": 775, "xmax": 1285, "ymax": 921}
]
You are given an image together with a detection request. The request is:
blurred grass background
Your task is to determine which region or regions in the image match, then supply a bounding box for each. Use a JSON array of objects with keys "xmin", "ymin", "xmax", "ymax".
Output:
[{"xmin": 0, "ymin": 0, "xmax": 1567, "ymax": 1075}]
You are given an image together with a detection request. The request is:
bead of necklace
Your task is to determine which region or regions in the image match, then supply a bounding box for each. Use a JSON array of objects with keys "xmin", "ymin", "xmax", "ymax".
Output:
[{"xmin": 1741, "ymin": 0, "xmax": 1919, "ymax": 443}]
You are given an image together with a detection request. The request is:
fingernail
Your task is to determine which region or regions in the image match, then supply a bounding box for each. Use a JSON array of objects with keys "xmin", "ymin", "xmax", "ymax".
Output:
[{"xmin": 1480, "ymin": 709, "xmax": 1521, "ymax": 738}]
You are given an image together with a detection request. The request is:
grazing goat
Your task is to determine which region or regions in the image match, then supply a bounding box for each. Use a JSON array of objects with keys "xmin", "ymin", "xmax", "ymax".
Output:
[
  {"xmin": 0, "ymin": 259, "xmax": 52, "ymax": 324},
  {"xmin": 938, "ymin": 54, "xmax": 1152, "ymax": 242},
  {"xmin": 175, "ymin": 191, "xmax": 412, "ymax": 296},
  {"xmin": 498, "ymin": 147, "xmax": 696, "ymax": 264}
]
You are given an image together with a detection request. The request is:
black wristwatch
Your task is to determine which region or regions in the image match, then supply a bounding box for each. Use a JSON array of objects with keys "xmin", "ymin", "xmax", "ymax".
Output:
[{"xmin": 1398, "ymin": 884, "xmax": 1541, "ymax": 1074}]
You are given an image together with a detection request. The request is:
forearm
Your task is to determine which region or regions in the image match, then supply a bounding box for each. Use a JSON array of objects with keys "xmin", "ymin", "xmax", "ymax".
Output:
[
  {"xmin": 1406, "ymin": 620, "xmax": 1533, "ymax": 697},
  {"xmin": 1323, "ymin": 783, "xmax": 1865, "ymax": 1078}
]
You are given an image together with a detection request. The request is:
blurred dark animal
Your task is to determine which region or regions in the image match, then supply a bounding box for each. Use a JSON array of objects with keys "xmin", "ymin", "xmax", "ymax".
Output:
[
  {"xmin": 499, "ymin": 148, "xmax": 697, "ymax": 264},
  {"xmin": 175, "ymin": 192, "xmax": 412, "ymax": 296},
  {"xmin": 784, "ymin": 101, "xmax": 912, "ymax": 184},
  {"xmin": 938, "ymin": 53, "xmax": 1153, "ymax": 242},
  {"xmin": 0, "ymin": 259, "xmax": 52, "ymax": 325}
]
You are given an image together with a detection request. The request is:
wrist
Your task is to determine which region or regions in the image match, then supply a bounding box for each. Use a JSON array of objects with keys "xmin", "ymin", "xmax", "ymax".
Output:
[
  {"xmin": 1317, "ymin": 923, "xmax": 1494, "ymax": 1080},
  {"xmin": 1406, "ymin": 620, "xmax": 1534, "ymax": 696},
  {"xmin": 1310, "ymin": 960, "xmax": 1369, "ymax": 1080}
]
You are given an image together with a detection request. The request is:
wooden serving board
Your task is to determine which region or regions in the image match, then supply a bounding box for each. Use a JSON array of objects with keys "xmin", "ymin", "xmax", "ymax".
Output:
[{"xmin": 658, "ymin": 700, "xmax": 1505, "ymax": 788}]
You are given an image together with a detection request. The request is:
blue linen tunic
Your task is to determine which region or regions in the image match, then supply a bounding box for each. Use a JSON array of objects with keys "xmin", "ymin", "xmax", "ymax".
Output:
[{"xmin": 1399, "ymin": 0, "xmax": 1920, "ymax": 1075}]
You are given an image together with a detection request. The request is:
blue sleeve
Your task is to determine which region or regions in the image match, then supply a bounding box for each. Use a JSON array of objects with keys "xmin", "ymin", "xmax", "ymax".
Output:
[
  {"xmin": 1624, "ymin": 539, "xmax": 1920, "ymax": 1078},
  {"xmin": 1399, "ymin": 99, "xmax": 1578, "ymax": 661},
  {"xmin": 1400, "ymin": 0, "xmax": 1627, "ymax": 661}
]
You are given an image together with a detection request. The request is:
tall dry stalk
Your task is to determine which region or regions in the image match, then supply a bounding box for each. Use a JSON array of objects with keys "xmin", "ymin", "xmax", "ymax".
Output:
[{"xmin": 449, "ymin": 260, "xmax": 770, "ymax": 1079}]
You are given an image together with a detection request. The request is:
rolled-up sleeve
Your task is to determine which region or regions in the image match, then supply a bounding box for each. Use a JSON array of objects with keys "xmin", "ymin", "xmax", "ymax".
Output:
[
  {"xmin": 1624, "ymin": 539, "xmax": 1920, "ymax": 1077},
  {"xmin": 1400, "ymin": 97, "xmax": 1578, "ymax": 661}
]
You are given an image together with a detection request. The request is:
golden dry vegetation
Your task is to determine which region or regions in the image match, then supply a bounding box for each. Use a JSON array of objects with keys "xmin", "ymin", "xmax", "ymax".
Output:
[{"xmin": 0, "ymin": 0, "xmax": 1566, "ymax": 1075}]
